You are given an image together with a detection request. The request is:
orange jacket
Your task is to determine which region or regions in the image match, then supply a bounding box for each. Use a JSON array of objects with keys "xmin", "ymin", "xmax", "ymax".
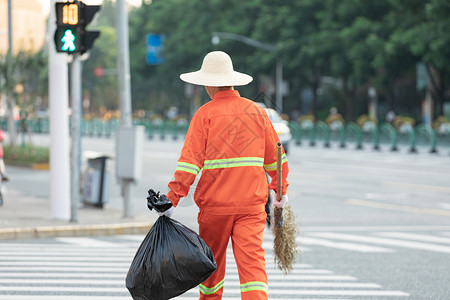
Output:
[{"xmin": 167, "ymin": 90, "xmax": 289, "ymax": 215}]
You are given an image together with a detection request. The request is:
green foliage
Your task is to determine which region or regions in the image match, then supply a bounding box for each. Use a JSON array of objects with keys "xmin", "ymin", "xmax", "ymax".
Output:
[
  {"xmin": 123, "ymin": 0, "xmax": 450, "ymax": 122},
  {"xmin": 14, "ymin": 0, "xmax": 446, "ymax": 123},
  {"xmin": 4, "ymin": 144, "xmax": 49, "ymax": 166},
  {"xmin": 0, "ymin": 50, "xmax": 48, "ymax": 114},
  {"xmin": 82, "ymin": 25, "xmax": 119, "ymax": 112}
]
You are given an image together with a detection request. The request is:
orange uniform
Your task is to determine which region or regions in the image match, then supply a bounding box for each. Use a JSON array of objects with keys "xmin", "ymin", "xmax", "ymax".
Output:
[{"xmin": 167, "ymin": 89, "xmax": 289, "ymax": 299}]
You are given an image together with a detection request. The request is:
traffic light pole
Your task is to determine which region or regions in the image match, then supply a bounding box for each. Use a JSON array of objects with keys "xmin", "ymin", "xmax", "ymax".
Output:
[
  {"xmin": 70, "ymin": 54, "xmax": 82, "ymax": 222},
  {"xmin": 49, "ymin": 0, "xmax": 71, "ymax": 220}
]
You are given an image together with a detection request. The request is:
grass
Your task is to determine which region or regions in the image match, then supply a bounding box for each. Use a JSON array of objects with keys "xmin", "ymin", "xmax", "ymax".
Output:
[{"xmin": 4, "ymin": 144, "xmax": 50, "ymax": 167}]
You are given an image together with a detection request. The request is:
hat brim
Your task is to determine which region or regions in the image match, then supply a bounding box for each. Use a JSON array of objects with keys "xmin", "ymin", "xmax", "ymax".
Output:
[{"xmin": 180, "ymin": 70, "xmax": 253, "ymax": 87}]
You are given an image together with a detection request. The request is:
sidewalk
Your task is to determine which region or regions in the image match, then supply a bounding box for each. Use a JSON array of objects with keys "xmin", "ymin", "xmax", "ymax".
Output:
[{"xmin": 0, "ymin": 166, "xmax": 158, "ymax": 241}]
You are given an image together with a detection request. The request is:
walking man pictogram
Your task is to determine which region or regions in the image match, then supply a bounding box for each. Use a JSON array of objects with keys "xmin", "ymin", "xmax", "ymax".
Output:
[{"xmin": 61, "ymin": 29, "xmax": 76, "ymax": 51}]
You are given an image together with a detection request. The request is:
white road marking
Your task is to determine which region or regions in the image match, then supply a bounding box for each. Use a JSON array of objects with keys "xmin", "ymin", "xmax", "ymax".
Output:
[
  {"xmin": 299, "ymin": 236, "xmax": 393, "ymax": 253},
  {"xmin": 0, "ymin": 234, "xmax": 411, "ymax": 299},
  {"xmin": 0, "ymin": 287, "xmax": 408, "ymax": 297},
  {"xmin": 376, "ymin": 232, "xmax": 450, "ymax": 245},
  {"xmin": 55, "ymin": 237, "xmax": 123, "ymax": 247},
  {"xmin": 303, "ymin": 226, "xmax": 450, "ymax": 232},
  {"xmin": 310, "ymin": 232, "xmax": 450, "ymax": 253},
  {"xmin": 0, "ymin": 279, "xmax": 380, "ymax": 288}
]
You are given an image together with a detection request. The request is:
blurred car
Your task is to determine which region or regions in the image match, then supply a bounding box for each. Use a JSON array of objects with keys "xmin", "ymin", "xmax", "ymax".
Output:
[{"xmin": 257, "ymin": 103, "xmax": 292, "ymax": 154}]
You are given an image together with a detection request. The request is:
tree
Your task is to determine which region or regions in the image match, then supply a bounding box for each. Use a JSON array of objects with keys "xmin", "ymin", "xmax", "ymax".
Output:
[
  {"xmin": 385, "ymin": 0, "xmax": 450, "ymax": 117},
  {"xmin": 82, "ymin": 25, "xmax": 118, "ymax": 114},
  {"xmin": 0, "ymin": 50, "xmax": 47, "ymax": 140}
]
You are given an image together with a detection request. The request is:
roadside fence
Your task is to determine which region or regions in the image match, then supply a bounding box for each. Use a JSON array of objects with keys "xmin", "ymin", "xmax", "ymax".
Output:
[{"xmin": 2, "ymin": 118, "xmax": 449, "ymax": 154}]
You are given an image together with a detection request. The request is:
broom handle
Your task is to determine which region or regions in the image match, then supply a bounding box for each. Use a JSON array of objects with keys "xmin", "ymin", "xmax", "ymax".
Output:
[{"xmin": 276, "ymin": 142, "xmax": 283, "ymax": 201}]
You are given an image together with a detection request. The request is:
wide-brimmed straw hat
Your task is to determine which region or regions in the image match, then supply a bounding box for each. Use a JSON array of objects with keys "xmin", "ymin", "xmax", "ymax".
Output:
[{"xmin": 180, "ymin": 51, "xmax": 253, "ymax": 87}]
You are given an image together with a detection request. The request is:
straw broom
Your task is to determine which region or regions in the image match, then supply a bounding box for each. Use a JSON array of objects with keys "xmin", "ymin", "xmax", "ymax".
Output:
[{"xmin": 272, "ymin": 142, "xmax": 299, "ymax": 274}]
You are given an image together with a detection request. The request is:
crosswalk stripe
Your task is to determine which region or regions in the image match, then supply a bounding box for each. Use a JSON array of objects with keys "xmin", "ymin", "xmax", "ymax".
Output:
[
  {"xmin": 55, "ymin": 237, "xmax": 124, "ymax": 247},
  {"xmin": 0, "ymin": 286, "xmax": 408, "ymax": 297},
  {"xmin": 0, "ymin": 246, "xmax": 135, "ymax": 252},
  {"xmin": 376, "ymin": 232, "xmax": 450, "ymax": 245},
  {"xmin": 0, "ymin": 268, "xmax": 352, "ymax": 281},
  {"xmin": 0, "ymin": 262, "xmax": 132, "ymax": 267},
  {"xmin": 0, "ymin": 252, "xmax": 134, "ymax": 257},
  {"xmin": 0, "ymin": 273, "xmax": 127, "ymax": 279},
  {"xmin": 304, "ymin": 226, "xmax": 450, "ymax": 232},
  {"xmin": 267, "ymin": 290, "xmax": 408, "ymax": 296},
  {"xmin": 0, "ymin": 233, "xmax": 413, "ymax": 299},
  {"xmin": 0, "ymin": 297, "xmax": 133, "ymax": 300},
  {"xmin": 0, "ymin": 262, "xmax": 323, "ymax": 275},
  {"xmin": 300, "ymin": 236, "xmax": 393, "ymax": 253},
  {"xmin": 0, "ymin": 256, "xmax": 134, "ymax": 262},
  {"xmin": 0, "ymin": 279, "xmax": 381, "ymax": 288},
  {"xmin": 310, "ymin": 232, "xmax": 450, "ymax": 253},
  {"xmin": 0, "ymin": 297, "xmax": 389, "ymax": 300},
  {"xmin": 0, "ymin": 286, "xmax": 128, "ymax": 292},
  {"xmin": 0, "ymin": 267, "xmax": 132, "ymax": 272}
]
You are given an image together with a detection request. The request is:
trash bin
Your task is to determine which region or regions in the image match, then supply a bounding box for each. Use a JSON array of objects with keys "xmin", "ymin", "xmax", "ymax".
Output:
[{"xmin": 83, "ymin": 152, "xmax": 111, "ymax": 208}]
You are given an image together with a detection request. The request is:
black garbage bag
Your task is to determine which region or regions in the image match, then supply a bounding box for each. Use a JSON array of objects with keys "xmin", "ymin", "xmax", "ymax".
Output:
[{"xmin": 126, "ymin": 216, "xmax": 217, "ymax": 300}]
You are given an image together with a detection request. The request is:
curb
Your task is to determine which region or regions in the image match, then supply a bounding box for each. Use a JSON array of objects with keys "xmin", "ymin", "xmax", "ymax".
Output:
[
  {"xmin": 32, "ymin": 163, "xmax": 50, "ymax": 170},
  {"xmin": 0, "ymin": 222, "xmax": 153, "ymax": 241}
]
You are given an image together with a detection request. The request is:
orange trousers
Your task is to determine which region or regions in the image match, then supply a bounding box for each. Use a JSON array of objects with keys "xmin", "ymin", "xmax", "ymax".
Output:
[{"xmin": 197, "ymin": 211, "xmax": 268, "ymax": 300}]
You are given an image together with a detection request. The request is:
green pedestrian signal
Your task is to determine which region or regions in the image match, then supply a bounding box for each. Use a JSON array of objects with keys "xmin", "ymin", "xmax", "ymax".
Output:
[
  {"xmin": 54, "ymin": 1, "xmax": 101, "ymax": 54},
  {"xmin": 61, "ymin": 29, "xmax": 76, "ymax": 51}
]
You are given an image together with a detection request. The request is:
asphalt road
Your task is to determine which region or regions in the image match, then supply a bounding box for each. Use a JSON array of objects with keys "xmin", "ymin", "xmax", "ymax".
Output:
[{"xmin": 3, "ymin": 134, "xmax": 450, "ymax": 299}]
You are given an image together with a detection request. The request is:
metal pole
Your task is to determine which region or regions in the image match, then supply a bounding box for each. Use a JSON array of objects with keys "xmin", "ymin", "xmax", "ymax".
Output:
[
  {"xmin": 122, "ymin": 178, "xmax": 133, "ymax": 218},
  {"xmin": 276, "ymin": 59, "xmax": 283, "ymax": 113},
  {"xmin": 7, "ymin": 0, "xmax": 12, "ymax": 52},
  {"xmin": 116, "ymin": 0, "xmax": 133, "ymax": 218},
  {"xmin": 117, "ymin": 0, "xmax": 132, "ymax": 127},
  {"xmin": 70, "ymin": 54, "xmax": 82, "ymax": 222},
  {"xmin": 49, "ymin": 0, "xmax": 71, "ymax": 220},
  {"xmin": 7, "ymin": 0, "xmax": 15, "ymax": 141}
]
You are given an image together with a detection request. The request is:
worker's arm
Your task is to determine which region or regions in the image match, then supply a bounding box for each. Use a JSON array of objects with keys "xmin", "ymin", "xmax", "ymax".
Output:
[{"xmin": 166, "ymin": 112, "xmax": 206, "ymax": 207}]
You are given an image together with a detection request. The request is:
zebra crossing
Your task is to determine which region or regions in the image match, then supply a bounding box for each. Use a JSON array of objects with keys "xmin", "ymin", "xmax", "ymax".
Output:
[
  {"xmin": 301, "ymin": 230, "xmax": 450, "ymax": 254},
  {"xmin": 6, "ymin": 229, "xmax": 450, "ymax": 299}
]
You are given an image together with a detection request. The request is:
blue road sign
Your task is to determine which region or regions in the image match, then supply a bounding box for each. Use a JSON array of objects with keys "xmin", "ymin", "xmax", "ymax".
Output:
[{"xmin": 146, "ymin": 34, "xmax": 164, "ymax": 65}]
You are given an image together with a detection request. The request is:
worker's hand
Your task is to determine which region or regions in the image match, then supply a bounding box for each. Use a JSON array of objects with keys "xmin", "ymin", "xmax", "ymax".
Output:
[
  {"xmin": 273, "ymin": 194, "xmax": 288, "ymax": 208},
  {"xmin": 147, "ymin": 189, "xmax": 174, "ymax": 217}
]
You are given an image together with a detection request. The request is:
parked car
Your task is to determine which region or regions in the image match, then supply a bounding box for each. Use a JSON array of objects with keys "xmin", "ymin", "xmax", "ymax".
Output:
[{"xmin": 263, "ymin": 107, "xmax": 292, "ymax": 154}]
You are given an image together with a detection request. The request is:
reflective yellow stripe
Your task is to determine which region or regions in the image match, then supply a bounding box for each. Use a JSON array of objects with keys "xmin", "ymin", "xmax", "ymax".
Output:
[
  {"xmin": 264, "ymin": 153, "xmax": 287, "ymax": 171},
  {"xmin": 199, "ymin": 279, "xmax": 224, "ymax": 295},
  {"xmin": 176, "ymin": 162, "xmax": 200, "ymax": 175},
  {"xmin": 203, "ymin": 157, "xmax": 264, "ymax": 170},
  {"xmin": 240, "ymin": 281, "xmax": 268, "ymax": 293}
]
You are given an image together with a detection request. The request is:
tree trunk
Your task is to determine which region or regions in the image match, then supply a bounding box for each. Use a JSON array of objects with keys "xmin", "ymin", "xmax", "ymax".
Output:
[
  {"xmin": 310, "ymin": 73, "xmax": 320, "ymax": 120},
  {"xmin": 343, "ymin": 78, "xmax": 355, "ymax": 121},
  {"xmin": 426, "ymin": 63, "xmax": 444, "ymax": 118}
]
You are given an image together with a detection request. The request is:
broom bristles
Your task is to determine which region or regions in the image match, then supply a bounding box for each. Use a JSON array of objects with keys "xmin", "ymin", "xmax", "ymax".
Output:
[{"xmin": 272, "ymin": 203, "xmax": 300, "ymax": 274}]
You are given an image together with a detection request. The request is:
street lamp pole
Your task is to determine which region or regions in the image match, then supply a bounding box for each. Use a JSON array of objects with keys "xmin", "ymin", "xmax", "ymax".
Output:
[
  {"xmin": 211, "ymin": 32, "xmax": 283, "ymax": 113},
  {"xmin": 7, "ymin": 0, "xmax": 15, "ymax": 140}
]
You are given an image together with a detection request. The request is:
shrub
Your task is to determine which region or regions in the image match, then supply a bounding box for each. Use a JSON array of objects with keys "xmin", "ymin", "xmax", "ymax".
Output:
[{"xmin": 3, "ymin": 144, "xmax": 49, "ymax": 166}]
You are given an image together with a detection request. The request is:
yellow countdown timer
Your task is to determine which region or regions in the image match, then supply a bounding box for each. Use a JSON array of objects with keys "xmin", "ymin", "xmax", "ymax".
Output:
[{"xmin": 62, "ymin": 4, "xmax": 79, "ymax": 25}]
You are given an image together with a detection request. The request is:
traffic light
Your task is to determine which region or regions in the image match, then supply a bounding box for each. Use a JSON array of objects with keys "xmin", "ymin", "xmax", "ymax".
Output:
[{"xmin": 54, "ymin": 1, "xmax": 101, "ymax": 54}]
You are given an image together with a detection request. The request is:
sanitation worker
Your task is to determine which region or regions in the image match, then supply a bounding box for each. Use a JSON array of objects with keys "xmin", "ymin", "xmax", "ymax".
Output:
[{"xmin": 157, "ymin": 51, "xmax": 289, "ymax": 300}]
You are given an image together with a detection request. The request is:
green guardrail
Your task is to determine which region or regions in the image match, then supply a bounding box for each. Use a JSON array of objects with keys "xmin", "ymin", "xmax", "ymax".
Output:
[
  {"xmin": 378, "ymin": 123, "xmax": 398, "ymax": 151},
  {"xmin": 2, "ymin": 117, "xmax": 449, "ymax": 154}
]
